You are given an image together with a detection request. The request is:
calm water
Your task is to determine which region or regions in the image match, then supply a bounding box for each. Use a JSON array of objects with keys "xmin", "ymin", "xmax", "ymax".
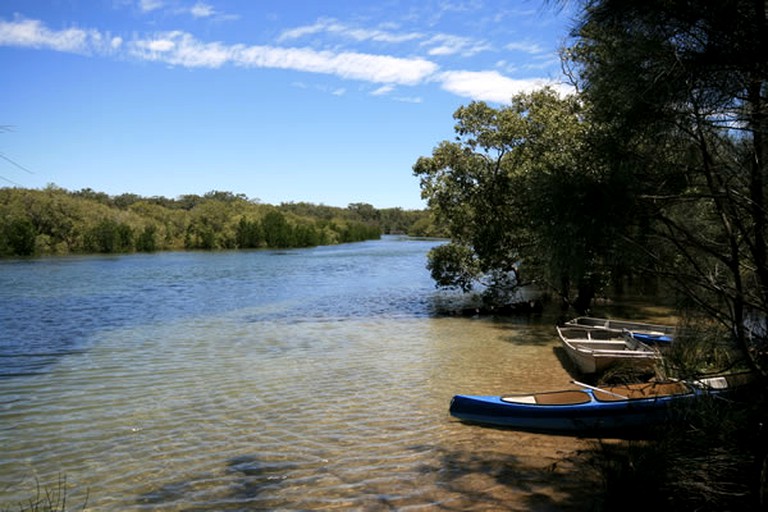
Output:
[{"xmin": 0, "ymin": 237, "xmax": 599, "ymax": 511}]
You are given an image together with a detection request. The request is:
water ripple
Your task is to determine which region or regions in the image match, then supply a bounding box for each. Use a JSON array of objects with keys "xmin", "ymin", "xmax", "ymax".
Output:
[{"xmin": 0, "ymin": 239, "xmax": 600, "ymax": 510}]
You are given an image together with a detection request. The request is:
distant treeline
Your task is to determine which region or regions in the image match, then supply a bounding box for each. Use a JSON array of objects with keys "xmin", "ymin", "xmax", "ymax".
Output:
[{"xmin": 0, "ymin": 186, "xmax": 444, "ymax": 257}]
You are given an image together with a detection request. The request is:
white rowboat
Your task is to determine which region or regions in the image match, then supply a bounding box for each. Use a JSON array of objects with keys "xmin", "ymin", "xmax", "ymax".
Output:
[{"xmin": 557, "ymin": 326, "xmax": 662, "ymax": 374}]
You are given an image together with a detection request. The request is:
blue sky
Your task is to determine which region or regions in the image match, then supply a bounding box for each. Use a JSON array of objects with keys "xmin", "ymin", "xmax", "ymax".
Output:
[{"xmin": 0, "ymin": 1, "xmax": 576, "ymax": 209}]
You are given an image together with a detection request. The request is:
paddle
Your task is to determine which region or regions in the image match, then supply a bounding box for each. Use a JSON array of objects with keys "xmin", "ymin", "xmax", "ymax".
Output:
[{"xmin": 572, "ymin": 380, "xmax": 629, "ymax": 399}]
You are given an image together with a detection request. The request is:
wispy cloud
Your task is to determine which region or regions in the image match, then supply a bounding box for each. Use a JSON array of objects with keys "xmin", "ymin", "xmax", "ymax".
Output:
[
  {"xmin": 189, "ymin": 2, "xmax": 214, "ymax": 18},
  {"xmin": 184, "ymin": 1, "xmax": 239, "ymax": 21},
  {"xmin": 423, "ymin": 33, "xmax": 492, "ymax": 57},
  {"xmin": 131, "ymin": 30, "xmax": 438, "ymax": 85},
  {"xmin": 279, "ymin": 17, "xmax": 494, "ymax": 59},
  {"xmin": 278, "ymin": 18, "xmax": 422, "ymax": 45},
  {"xmin": 0, "ymin": 17, "xmax": 567, "ymax": 103},
  {"xmin": 370, "ymin": 84, "xmax": 423, "ymax": 103},
  {"xmin": 371, "ymin": 84, "xmax": 395, "ymax": 96},
  {"xmin": 132, "ymin": 0, "xmax": 238, "ymax": 21},
  {"xmin": 0, "ymin": 17, "xmax": 121, "ymax": 54},
  {"xmin": 393, "ymin": 95, "xmax": 423, "ymax": 104},
  {"xmin": 505, "ymin": 41, "xmax": 545, "ymax": 54},
  {"xmin": 139, "ymin": 0, "xmax": 164, "ymax": 13}
]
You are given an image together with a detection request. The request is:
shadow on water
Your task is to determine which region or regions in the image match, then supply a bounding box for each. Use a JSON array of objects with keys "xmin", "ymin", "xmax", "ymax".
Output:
[
  {"xmin": 429, "ymin": 443, "xmax": 602, "ymax": 511},
  {"xmin": 553, "ymin": 345, "xmax": 584, "ymax": 381},
  {"xmin": 135, "ymin": 445, "xmax": 604, "ymax": 511},
  {"xmin": 223, "ymin": 455, "xmax": 302, "ymax": 503},
  {"xmin": 487, "ymin": 311, "xmax": 568, "ymax": 347}
]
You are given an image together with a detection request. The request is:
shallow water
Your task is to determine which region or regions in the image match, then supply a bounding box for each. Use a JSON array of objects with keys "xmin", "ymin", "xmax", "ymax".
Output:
[{"xmin": 0, "ymin": 237, "xmax": 599, "ymax": 510}]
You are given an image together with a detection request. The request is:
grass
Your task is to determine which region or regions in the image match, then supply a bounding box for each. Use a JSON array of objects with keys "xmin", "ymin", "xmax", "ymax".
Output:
[
  {"xmin": 589, "ymin": 316, "xmax": 768, "ymax": 511},
  {"xmin": 1, "ymin": 476, "xmax": 87, "ymax": 512},
  {"xmin": 590, "ymin": 397, "xmax": 763, "ymax": 511}
]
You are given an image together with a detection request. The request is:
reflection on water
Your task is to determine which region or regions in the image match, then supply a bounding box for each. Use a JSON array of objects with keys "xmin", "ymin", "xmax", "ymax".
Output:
[{"xmin": 0, "ymin": 238, "xmax": 600, "ymax": 510}]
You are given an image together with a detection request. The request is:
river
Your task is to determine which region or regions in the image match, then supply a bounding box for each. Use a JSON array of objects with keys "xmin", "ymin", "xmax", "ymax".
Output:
[{"xmin": 0, "ymin": 236, "xmax": 602, "ymax": 511}]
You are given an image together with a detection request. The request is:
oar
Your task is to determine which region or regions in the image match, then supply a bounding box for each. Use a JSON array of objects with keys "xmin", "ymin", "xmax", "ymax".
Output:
[{"xmin": 572, "ymin": 380, "xmax": 629, "ymax": 399}]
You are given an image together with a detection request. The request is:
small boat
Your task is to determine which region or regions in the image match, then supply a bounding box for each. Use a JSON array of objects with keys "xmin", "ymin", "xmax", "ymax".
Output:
[
  {"xmin": 557, "ymin": 326, "xmax": 662, "ymax": 374},
  {"xmin": 564, "ymin": 316, "xmax": 675, "ymax": 344},
  {"xmin": 449, "ymin": 373, "xmax": 753, "ymax": 437}
]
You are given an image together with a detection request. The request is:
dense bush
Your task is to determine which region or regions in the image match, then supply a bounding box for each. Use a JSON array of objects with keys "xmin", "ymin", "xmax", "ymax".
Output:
[{"xmin": 0, "ymin": 186, "xmax": 439, "ymax": 257}]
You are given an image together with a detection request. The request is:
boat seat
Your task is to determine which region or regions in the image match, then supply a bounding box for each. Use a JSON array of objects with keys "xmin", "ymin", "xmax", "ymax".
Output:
[
  {"xmin": 502, "ymin": 390, "xmax": 592, "ymax": 405},
  {"xmin": 534, "ymin": 390, "xmax": 592, "ymax": 405}
]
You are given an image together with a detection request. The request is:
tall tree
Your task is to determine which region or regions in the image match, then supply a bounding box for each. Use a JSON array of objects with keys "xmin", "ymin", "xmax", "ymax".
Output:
[
  {"xmin": 568, "ymin": 0, "xmax": 768, "ymax": 374},
  {"xmin": 414, "ymin": 88, "xmax": 626, "ymax": 311}
]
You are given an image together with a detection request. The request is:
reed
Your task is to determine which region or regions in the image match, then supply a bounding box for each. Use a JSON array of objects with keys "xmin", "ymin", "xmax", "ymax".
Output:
[
  {"xmin": 0, "ymin": 476, "xmax": 87, "ymax": 512},
  {"xmin": 590, "ymin": 316, "xmax": 767, "ymax": 510}
]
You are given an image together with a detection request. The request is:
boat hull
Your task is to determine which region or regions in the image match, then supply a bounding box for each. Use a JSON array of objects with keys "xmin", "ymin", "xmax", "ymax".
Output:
[
  {"xmin": 449, "ymin": 392, "xmax": 686, "ymax": 437},
  {"xmin": 449, "ymin": 373, "xmax": 753, "ymax": 437},
  {"xmin": 557, "ymin": 326, "xmax": 661, "ymax": 374}
]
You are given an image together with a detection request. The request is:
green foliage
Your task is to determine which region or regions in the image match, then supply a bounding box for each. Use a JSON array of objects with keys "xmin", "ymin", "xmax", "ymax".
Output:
[
  {"xmin": 426, "ymin": 243, "xmax": 480, "ymax": 292},
  {"xmin": 85, "ymin": 219, "xmax": 133, "ymax": 254},
  {"xmin": 135, "ymin": 224, "xmax": 157, "ymax": 252},
  {"xmin": 567, "ymin": 0, "xmax": 768, "ymax": 374},
  {"xmin": 590, "ymin": 395, "xmax": 762, "ymax": 511},
  {"xmin": 337, "ymin": 220, "xmax": 381, "ymax": 244},
  {"xmin": 0, "ymin": 187, "xmax": 433, "ymax": 257},
  {"xmin": 1, "ymin": 217, "xmax": 36, "ymax": 256},
  {"xmin": 560, "ymin": 2, "xmax": 768, "ymax": 508},
  {"xmin": 414, "ymin": 87, "xmax": 622, "ymax": 309},
  {"xmin": 235, "ymin": 217, "xmax": 262, "ymax": 249},
  {"xmin": 261, "ymin": 210, "xmax": 294, "ymax": 248}
]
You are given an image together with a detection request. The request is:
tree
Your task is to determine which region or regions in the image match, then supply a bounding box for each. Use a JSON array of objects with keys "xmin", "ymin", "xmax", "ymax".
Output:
[
  {"xmin": 347, "ymin": 202, "xmax": 380, "ymax": 224},
  {"xmin": 236, "ymin": 216, "xmax": 263, "ymax": 249},
  {"xmin": 413, "ymin": 88, "xmax": 622, "ymax": 311},
  {"xmin": 0, "ymin": 186, "xmax": 388, "ymax": 256},
  {"xmin": 184, "ymin": 199, "xmax": 237, "ymax": 249},
  {"xmin": 135, "ymin": 224, "xmax": 157, "ymax": 252},
  {"xmin": 261, "ymin": 210, "xmax": 294, "ymax": 248},
  {"xmin": 567, "ymin": 0, "xmax": 768, "ymax": 375},
  {"xmin": 2, "ymin": 217, "xmax": 36, "ymax": 256},
  {"xmin": 86, "ymin": 219, "xmax": 133, "ymax": 253}
]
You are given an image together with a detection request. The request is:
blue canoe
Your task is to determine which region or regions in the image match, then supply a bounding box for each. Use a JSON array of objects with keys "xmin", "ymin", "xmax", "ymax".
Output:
[
  {"xmin": 449, "ymin": 373, "xmax": 753, "ymax": 437},
  {"xmin": 629, "ymin": 331, "xmax": 674, "ymax": 344}
]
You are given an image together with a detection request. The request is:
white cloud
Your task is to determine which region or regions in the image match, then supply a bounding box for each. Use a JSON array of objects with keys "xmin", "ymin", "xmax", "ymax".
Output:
[
  {"xmin": 423, "ymin": 34, "xmax": 492, "ymax": 57},
  {"xmin": 279, "ymin": 18, "xmax": 493, "ymax": 59},
  {"xmin": 236, "ymin": 44, "xmax": 438, "ymax": 85},
  {"xmin": 139, "ymin": 0, "xmax": 164, "ymax": 13},
  {"xmin": 190, "ymin": 2, "xmax": 214, "ymax": 18},
  {"xmin": 278, "ymin": 18, "xmax": 422, "ymax": 45},
  {"xmin": 393, "ymin": 95, "xmax": 423, "ymax": 104},
  {"xmin": 505, "ymin": 41, "xmax": 545, "ymax": 54},
  {"xmin": 143, "ymin": 36, "xmax": 177, "ymax": 52},
  {"xmin": 371, "ymin": 85, "xmax": 395, "ymax": 96},
  {"xmin": 0, "ymin": 17, "xmax": 568, "ymax": 104},
  {"xmin": 0, "ymin": 17, "xmax": 101, "ymax": 54},
  {"xmin": 132, "ymin": 0, "xmax": 238, "ymax": 21},
  {"xmin": 131, "ymin": 31, "xmax": 235, "ymax": 67},
  {"xmin": 130, "ymin": 30, "xmax": 439, "ymax": 85},
  {"xmin": 437, "ymin": 70, "xmax": 565, "ymax": 103}
]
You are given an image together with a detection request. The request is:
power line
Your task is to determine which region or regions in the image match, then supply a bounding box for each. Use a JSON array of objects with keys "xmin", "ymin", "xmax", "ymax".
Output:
[
  {"xmin": 0, "ymin": 126, "xmax": 36, "ymax": 187},
  {"xmin": 0, "ymin": 174, "xmax": 23, "ymax": 187},
  {"xmin": 0, "ymin": 153, "xmax": 35, "ymax": 175}
]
